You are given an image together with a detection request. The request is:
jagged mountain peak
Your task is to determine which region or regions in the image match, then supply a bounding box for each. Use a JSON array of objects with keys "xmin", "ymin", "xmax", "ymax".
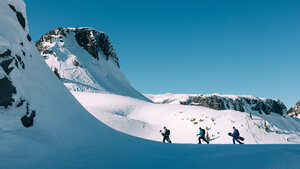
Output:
[
  {"xmin": 36, "ymin": 27, "xmax": 119, "ymax": 68},
  {"xmin": 35, "ymin": 27, "xmax": 151, "ymax": 102}
]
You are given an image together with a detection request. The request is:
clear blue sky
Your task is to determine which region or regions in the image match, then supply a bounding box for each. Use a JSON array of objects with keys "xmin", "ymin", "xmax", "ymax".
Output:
[{"xmin": 25, "ymin": 0, "xmax": 300, "ymax": 108}]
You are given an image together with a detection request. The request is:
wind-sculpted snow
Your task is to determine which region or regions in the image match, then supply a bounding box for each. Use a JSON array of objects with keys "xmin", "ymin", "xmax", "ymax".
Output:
[
  {"xmin": 146, "ymin": 93, "xmax": 287, "ymax": 116},
  {"xmin": 35, "ymin": 27, "xmax": 151, "ymax": 102},
  {"xmin": 1, "ymin": 0, "xmax": 300, "ymax": 168}
]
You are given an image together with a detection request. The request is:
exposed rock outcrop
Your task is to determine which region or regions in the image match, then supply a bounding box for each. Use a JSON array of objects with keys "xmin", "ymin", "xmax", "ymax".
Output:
[
  {"xmin": 181, "ymin": 95, "xmax": 287, "ymax": 115},
  {"xmin": 288, "ymin": 101, "xmax": 300, "ymax": 118},
  {"xmin": 0, "ymin": 2, "xmax": 36, "ymax": 127},
  {"xmin": 147, "ymin": 93, "xmax": 287, "ymax": 116},
  {"xmin": 0, "ymin": 76, "xmax": 16, "ymax": 108},
  {"xmin": 36, "ymin": 27, "xmax": 119, "ymax": 68},
  {"xmin": 8, "ymin": 4, "xmax": 26, "ymax": 30}
]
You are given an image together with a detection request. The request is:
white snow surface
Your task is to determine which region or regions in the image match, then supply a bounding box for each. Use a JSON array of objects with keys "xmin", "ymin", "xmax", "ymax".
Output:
[
  {"xmin": 72, "ymin": 92, "xmax": 300, "ymax": 144},
  {"xmin": 0, "ymin": 1, "xmax": 300, "ymax": 169}
]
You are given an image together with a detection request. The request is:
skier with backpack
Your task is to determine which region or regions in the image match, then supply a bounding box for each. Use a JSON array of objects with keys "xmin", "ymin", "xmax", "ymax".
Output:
[
  {"xmin": 231, "ymin": 127, "xmax": 243, "ymax": 144},
  {"xmin": 159, "ymin": 126, "xmax": 172, "ymax": 143},
  {"xmin": 197, "ymin": 127, "xmax": 209, "ymax": 144}
]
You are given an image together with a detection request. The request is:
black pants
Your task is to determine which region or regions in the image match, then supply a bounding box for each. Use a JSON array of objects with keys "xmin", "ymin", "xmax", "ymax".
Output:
[
  {"xmin": 198, "ymin": 136, "xmax": 209, "ymax": 144},
  {"xmin": 163, "ymin": 136, "xmax": 172, "ymax": 143}
]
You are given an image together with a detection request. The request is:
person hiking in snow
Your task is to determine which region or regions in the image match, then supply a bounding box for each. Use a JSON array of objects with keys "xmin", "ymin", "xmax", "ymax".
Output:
[
  {"xmin": 159, "ymin": 126, "xmax": 172, "ymax": 143},
  {"xmin": 197, "ymin": 127, "xmax": 209, "ymax": 144},
  {"xmin": 232, "ymin": 127, "xmax": 243, "ymax": 144},
  {"xmin": 21, "ymin": 103, "xmax": 36, "ymax": 127}
]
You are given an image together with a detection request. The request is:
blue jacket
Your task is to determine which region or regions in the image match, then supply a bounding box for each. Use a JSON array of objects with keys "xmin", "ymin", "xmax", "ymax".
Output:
[
  {"xmin": 197, "ymin": 129, "xmax": 205, "ymax": 137},
  {"xmin": 233, "ymin": 129, "xmax": 239, "ymax": 137}
]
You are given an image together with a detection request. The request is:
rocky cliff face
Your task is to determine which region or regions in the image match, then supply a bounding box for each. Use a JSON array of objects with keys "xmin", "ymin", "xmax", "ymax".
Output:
[
  {"xmin": 36, "ymin": 27, "xmax": 119, "ymax": 68},
  {"xmin": 146, "ymin": 93, "xmax": 287, "ymax": 116},
  {"xmin": 288, "ymin": 101, "xmax": 300, "ymax": 118},
  {"xmin": 181, "ymin": 95, "xmax": 287, "ymax": 116}
]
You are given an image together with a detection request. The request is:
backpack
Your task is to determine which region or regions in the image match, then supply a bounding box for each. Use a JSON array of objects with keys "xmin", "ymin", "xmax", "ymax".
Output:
[
  {"xmin": 166, "ymin": 129, "xmax": 170, "ymax": 136},
  {"xmin": 236, "ymin": 129, "xmax": 240, "ymax": 137},
  {"xmin": 21, "ymin": 115, "xmax": 33, "ymax": 127},
  {"xmin": 200, "ymin": 129, "xmax": 205, "ymax": 136}
]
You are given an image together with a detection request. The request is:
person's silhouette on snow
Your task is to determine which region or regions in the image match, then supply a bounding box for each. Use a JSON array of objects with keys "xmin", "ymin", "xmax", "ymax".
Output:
[
  {"xmin": 197, "ymin": 127, "xmax": 209, "ymax": 144},
  {"xmin": 232, "ymin": 127, "xmax": 243, "ymax": 144},
  {"xmin": 160, "ymin": 126, "xmax": 172, "ymax": 143}
]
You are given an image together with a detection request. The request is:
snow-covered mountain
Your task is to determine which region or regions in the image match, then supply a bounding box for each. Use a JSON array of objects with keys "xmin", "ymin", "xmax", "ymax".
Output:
[
  {"xmin": 146, "ymin": 93, "xmax": 287, "ymax": 116},
  {"xmin": 288, "ymin": 101, "xmax": 300, "ymax": 118},
  {"xmin": 35, "ymin": 27, "xmax": 150, "ymax": 102},
  {"xmin": 1, "ymin": 0, "xmax": 300, "ymax": 168},
  {"xmin": 30, "ymin": 10, "xmax": 298, "ymax": 146}
]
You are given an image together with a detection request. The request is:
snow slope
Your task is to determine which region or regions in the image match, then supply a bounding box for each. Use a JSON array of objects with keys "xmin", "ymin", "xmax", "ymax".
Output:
[
  {"xmin": 35, "ymin": 27, "xmax": 151, "ymax": 102},
  {"xmin": 72, "ymin": 92, "xmax": 300, "ymax": 144},
  {"xmin": 1, "ymin": 1, "xmax": 300, "ymax": 169}
]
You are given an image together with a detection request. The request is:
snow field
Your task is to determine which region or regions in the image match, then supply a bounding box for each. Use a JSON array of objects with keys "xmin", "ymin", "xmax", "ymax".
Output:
[{"xmin": 72, "ymin": 92, "xmax": 300, "ymax": 144}]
